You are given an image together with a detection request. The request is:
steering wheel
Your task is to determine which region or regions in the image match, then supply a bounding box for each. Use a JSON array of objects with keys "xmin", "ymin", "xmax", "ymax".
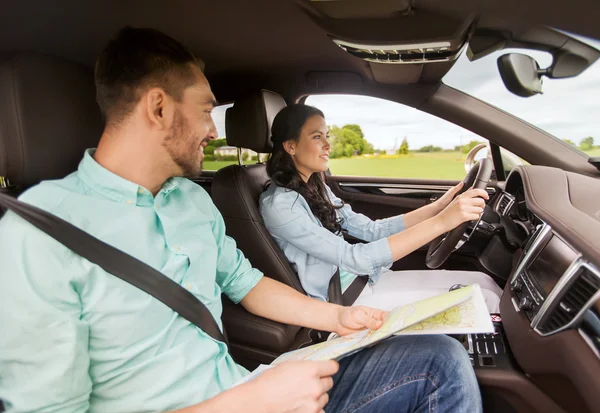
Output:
[{"xmin": 425, "ymin": 158, "xmax": 493, "ymax": 269}]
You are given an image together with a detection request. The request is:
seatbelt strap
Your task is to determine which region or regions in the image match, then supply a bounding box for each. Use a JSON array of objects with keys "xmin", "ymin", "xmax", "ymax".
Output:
[
  {"xmin": 328, "ymin": 268, "xmax": 368, "ymax": 306},
  {"xmin": 0, "ymin": 193, "xmax": 227, "ymax": 345},
  {"xmin": 327, "ymin": 268, "xmax": 344, "ymax": 305}
]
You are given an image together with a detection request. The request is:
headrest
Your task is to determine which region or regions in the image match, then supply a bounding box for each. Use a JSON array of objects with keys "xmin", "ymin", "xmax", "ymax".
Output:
[
  {"xmin": 225, "ymin": 90, "xmax": 286, "ymax": 153},
  {"xmin": 0, "ymin": 53, "xmax": 103, "ymax": 189}
]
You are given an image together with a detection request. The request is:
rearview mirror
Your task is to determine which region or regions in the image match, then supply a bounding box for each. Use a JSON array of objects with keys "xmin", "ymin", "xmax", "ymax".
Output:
[{"xmin": 497, "ymin": 53, "xmax": 544, "ymax": 97}]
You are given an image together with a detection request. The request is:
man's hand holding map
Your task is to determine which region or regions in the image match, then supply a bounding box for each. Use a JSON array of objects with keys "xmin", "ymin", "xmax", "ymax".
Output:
[
  {"xmin": 236, "ymin": 283, "xmax": 494, "ymax": 385},
  {"xmin": 272, "ymin": 283, "xmax": 493, "ymax": 364}
]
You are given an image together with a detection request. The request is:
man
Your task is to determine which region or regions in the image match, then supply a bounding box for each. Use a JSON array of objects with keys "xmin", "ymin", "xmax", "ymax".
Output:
[{"xmin": 0, "ymin": 27, "xmax": 481, "ymax": 413}]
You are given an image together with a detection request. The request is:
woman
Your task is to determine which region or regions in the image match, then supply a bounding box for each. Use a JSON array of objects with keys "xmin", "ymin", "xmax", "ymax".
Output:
[{"xmin": 259, "ymin": 104, "xmax": 502, "ymax": 312}]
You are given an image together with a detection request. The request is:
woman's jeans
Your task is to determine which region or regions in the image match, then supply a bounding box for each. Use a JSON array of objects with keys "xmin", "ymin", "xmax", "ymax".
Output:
[{"xmin": 326, "ymin": 334, "xmax": 482, "ymax": 413}]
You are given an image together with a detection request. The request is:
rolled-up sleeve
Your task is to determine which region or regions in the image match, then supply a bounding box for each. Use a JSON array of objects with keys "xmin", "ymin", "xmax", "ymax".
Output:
[
  {"xmin": 211, "ymin": 205, "xmax": 263, "ymax": 304},
  {"xmin": 325, "ymin": 186, "xmax": 405, "ymax": 242},
  {"xmin": 0, "ymin": 214, "xmax": 92, "ymax": 413},
  {"xmin": 262, "ymin": 195, "xmax": 393, "ymax": 276}
]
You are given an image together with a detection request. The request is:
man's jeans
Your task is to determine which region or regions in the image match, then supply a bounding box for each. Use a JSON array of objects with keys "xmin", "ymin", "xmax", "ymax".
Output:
[{"xmin": 326, "ymin": 335, "xmax": 482, "ymax": 413}]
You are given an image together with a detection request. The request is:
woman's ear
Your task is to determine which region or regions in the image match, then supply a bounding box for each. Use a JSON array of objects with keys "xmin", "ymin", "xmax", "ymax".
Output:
[{"xmin": 283, "ymin": 140, "xmax": 296, "ymax": 156}]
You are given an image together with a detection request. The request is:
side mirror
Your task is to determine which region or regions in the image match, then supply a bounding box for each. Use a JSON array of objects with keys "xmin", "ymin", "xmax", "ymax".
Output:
[{"xmin": 497, "ymin": 53, "xmax": 545, "ymax": 97}]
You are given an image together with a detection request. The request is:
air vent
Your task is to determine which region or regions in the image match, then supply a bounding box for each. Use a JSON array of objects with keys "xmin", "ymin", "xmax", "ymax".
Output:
[
  {"xmin": 332, "ymin": 39, "xmax": 467, "ymax": 64},
  {"xmin": 495, "ymin": 192, "xmax": 515, "ymax": 216},
  {"xmin": 536, "ymin": 264, "xmax": 600, "ymax": 335}
]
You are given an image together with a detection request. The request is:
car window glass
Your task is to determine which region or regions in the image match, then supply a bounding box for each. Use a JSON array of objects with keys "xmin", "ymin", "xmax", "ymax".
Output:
[
  {"xmin": 443, "ymin": 35, "xmax": 600, "ymax": 159},
  {"xmin": 203, "ymin": 103, "xmax": 260, "ymax": 171},
  {"xmin": 304, "ymin": 94, "xmax": 497, "ymax": 180}
]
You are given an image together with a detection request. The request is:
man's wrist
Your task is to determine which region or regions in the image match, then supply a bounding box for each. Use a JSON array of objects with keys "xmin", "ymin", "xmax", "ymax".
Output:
[
  {"xmin": 207, "ymin": 381, "xmax": 262, "ymax": 413},
  {"xmin": 328, "ymin": 304, "xmax": 344, "ymax": 335}
]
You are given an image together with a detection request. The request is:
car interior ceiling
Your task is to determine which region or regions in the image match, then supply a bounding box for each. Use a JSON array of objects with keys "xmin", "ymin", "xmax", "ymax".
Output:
[{"xmin": 2, "ymin": 1, "xmax": 600, "ymax": 413}]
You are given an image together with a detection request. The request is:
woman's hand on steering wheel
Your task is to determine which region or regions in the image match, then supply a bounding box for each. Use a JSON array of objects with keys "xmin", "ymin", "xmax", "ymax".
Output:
[
  {"xmin": 432, "ymin": 181, "xmax": 465, "ymax": 212},
  {"xmin": 435, "ymin": 188, "xmax": 489, "ymax": 232}
]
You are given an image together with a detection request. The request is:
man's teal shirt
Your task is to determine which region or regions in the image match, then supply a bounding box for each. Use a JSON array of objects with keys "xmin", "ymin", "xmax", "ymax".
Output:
[{"xmin": 0, "ymin": 150, "xmax": 263, "ymax": 412}]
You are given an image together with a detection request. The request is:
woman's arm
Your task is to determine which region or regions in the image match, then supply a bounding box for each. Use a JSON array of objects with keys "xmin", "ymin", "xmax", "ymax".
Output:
[
  {"xmin": 328, "ymin": 181, "xmax": 464, "ymax": 240},
  {"xmin": 386, "ymin": 187, "xmax": 487, "ymax": 261},
  {"xmin": 327, "ymin": 187, "xmax": 405, "ymax": 242},
  {"xmin": 261, "ymin": 187, "xmax": 486, "ymax": 275},
  {"xmin": 403, "ymin": 182, "xmax": 464, "ymax": 229}
]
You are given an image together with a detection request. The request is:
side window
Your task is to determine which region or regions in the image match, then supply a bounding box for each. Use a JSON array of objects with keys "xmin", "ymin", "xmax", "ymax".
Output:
[
  {"xmin": 203, "ymin": 103, "xmax": 260, "ymax": 171},
  {"xmin": 304, "ymin": 95, "xmax": 493, "ymax": 180}
]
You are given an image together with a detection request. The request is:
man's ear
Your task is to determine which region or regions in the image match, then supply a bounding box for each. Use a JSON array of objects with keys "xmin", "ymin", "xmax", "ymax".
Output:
[
  {"xmin": 283, "ymin": 140, "xmax": 296, "ymax": 156},
  {"xmin": 144, "ymin": 88, "xmax": 173, "ymax": 130}
]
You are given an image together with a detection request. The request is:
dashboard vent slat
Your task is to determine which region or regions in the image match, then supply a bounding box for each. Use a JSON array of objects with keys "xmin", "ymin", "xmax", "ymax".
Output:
[
  {"xmin": 495, "ymin": 192, "xmax": 515, "ymax": 216},
  {"xmin": 538, "ymin": 266, "xmax": 600, "ymax": 334}
]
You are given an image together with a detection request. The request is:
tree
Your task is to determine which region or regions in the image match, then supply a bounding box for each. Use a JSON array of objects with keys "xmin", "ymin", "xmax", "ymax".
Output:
[
  {"xmin": 580, "ymin": 136, "xmax": 594, "ymax": 151},
  {"xmin": 417, "ymin": 145, "xmax": 443, "ymax": 153},
  {"xmin": 562, "ymin": 139, "xmax": 575, "ymax": 146},
  {"xmin": 328, "ymin": 124, "xmax": 374, "ymax": 158},
  {"xmin": 331, "ymin": 142, "xmax": 345, "ymax": 159},
  {"xmin": 460, "ymin": 140, "xmax": 484, "ymax": 154},
  {"xmin": 398, "ymin": 137, "xmax": 409, "ymax": 155},
  {"xmin": 344, "ymin": 144, "xmax": 354, "ymax": 157},
  {"xmin": 342, "ymin": 124, "xmax": 365, "ymax": 139},
  {"xmin": 364, "ymin": 141, "xmax": 375, "ymax": 155}
]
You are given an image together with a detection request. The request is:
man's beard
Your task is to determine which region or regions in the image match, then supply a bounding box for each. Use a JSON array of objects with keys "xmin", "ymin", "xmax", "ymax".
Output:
[{"xmin": 163, "ymin": 109, "xmax": 204, "ymax": 178}]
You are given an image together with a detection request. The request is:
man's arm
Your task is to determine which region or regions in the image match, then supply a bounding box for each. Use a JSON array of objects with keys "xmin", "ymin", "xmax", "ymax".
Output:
[
  {"xmin": 0, "ymin": 214, "xmax": 93, "ymax": 412},
  {"xmin": 168, "ymin": 359, "xmax": 338, "ymax": 413},
  {"xmin": 241, "ymin": 277, "xmax": 385, "ymax": 336}
]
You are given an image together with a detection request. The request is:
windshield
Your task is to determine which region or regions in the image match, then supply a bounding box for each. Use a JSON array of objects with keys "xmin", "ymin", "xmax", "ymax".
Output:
[{"xmin": 443, "ymin": 36, "xmax": 600, "ymax": 159}]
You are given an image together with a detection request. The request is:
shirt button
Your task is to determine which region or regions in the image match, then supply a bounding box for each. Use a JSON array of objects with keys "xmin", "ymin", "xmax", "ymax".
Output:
[
  {"xmin": 137, "ymin": 188, "xmax": 144, "ymax": 194},
  {"xmin": 173, "ymin": 245, "xmax": 181, "ymax": 251},
  {"xmin": 185, "ymin": 283, "xmax": 192, "ymax": 291},
  {"xmin": 126, "ymin": 200, "xmax": 134, "ymax": 205}
]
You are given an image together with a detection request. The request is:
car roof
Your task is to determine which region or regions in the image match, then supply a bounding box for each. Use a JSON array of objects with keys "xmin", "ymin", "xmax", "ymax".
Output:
[{"xmin": 1, "ymin": 0, "xmax": 599, "ymax": 102}]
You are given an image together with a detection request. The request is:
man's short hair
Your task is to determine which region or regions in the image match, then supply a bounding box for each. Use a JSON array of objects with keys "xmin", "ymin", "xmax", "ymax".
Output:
[{"xmin": 95, "ymin": 26, "xmax": 204, "ymax": 126}]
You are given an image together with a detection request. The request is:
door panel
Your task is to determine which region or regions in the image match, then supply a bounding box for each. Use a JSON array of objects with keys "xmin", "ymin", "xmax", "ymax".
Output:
[{"xmin": 327, "ymin": 175, "xmax": 499, "ymax": 273}]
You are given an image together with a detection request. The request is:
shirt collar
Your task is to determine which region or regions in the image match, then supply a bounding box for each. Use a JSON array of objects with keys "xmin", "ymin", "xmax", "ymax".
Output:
[{"xmin": 77, "ymin": 149, "xmax": 181, "ymax": 205}]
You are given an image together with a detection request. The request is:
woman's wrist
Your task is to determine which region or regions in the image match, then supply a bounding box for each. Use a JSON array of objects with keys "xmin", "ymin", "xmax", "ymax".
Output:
[
  {"xmin": 429, "ymin": 199, "xmax": 446, "ymax": 216},
  {"xmin": 429, "ymin": 213, "xmax": 450, "ymax": 235}
]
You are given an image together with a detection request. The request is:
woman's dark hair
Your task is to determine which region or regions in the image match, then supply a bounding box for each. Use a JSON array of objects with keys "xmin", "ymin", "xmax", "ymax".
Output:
[{"xmin": 266, "ymin": 104, "xmax": 344, "ymax": 234}]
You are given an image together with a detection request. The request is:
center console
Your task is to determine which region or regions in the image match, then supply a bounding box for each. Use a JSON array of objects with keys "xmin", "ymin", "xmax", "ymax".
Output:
[{"xmin": 508, "ymin": 222, "xmax": 600, "ymax": 336}]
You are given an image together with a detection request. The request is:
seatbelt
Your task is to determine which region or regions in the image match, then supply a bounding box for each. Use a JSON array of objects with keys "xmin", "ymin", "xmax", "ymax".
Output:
[
  {"xmin": 328, "ymin": 268, "xmax": 368, "ymax": 306},
  {"xmin": 0, "ymin": 193, "xmax": 227, "ymax": 345},
  {"xmin": 327, "ymin": 268, "xmax": 344, "ymax": 305}
]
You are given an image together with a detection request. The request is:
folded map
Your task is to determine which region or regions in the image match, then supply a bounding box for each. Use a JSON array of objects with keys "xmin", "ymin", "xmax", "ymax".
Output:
[{"xmin": 272, "ymin": 283, "xmax": 493, "ymax": 364}]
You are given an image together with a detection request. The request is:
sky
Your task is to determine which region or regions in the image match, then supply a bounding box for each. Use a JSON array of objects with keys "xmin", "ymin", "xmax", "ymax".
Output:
[{"xmin": 213, "ymin": 35, "xmax": 600, "ymax": 152}]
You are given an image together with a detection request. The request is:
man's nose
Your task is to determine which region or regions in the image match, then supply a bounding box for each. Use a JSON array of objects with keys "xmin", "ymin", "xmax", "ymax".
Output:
[{"xmin": 207, "ymin": 118, "xmax": 218, "ymax": 140}]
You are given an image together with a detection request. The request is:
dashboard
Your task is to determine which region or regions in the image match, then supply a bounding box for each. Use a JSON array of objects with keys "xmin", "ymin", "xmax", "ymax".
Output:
[{"xmin": 493, "ymin": 165, "xmax": 600, "ymax": 412}]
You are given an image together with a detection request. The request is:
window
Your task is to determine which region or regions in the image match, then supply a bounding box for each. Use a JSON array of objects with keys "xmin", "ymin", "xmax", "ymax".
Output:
[
  {"xmin": 443, "ymin": 35, "xmax": 600, "ymax": 159},
  {"xmin": 304, "ymin": 94, "xmax": 501, "ymax": 180},
  {"xmin": 203, "ymin": 103, "xmax": 261, "ymax": 171}
]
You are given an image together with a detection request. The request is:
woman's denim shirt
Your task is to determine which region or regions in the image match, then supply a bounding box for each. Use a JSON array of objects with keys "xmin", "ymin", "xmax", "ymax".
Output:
[{"xmin": 259, "ymin": 184, "xmax": 405, "ymax": 301}]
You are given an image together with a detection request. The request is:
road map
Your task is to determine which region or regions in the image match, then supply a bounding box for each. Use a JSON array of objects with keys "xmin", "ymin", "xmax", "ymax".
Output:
[{"xmin": 271, "ymin": 284, "xmax": 493, "ymax": 365}]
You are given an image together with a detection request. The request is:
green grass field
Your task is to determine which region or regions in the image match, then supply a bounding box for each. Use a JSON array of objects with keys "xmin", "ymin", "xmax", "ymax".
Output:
[
  {"xmin": 328, "ymin": 152, "xmax": 466, "ymax": 179},
  {"xmin": 204, "ymin": 149, "xmax": 600, "ymax": 180}
]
